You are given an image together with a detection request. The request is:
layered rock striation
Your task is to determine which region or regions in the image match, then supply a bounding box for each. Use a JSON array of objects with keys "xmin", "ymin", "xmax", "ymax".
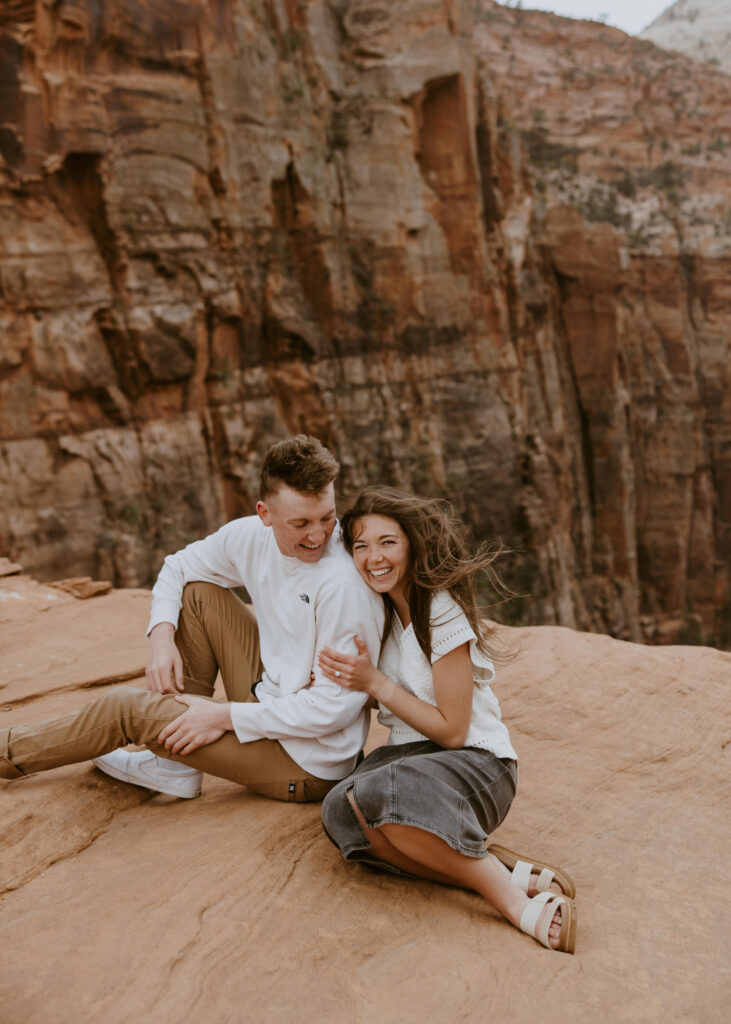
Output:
[
  {"xmin": 0, "ymin": 0, "xmax": 729, "ymax": 645},
  {"xmin": 473, "ymin": 1, "xmax": 731, "ymax": 643}
]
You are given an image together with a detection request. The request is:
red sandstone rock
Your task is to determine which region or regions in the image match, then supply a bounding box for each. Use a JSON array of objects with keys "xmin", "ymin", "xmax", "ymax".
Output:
[
  {"xmin": 47, "ymin": 575, "xmax": 113, "ymax": 598},
  {"xmin": 0, "ymin": 1, "xmax": 729, "ymax": 647},
  {"xmin": 474, "ymin": 1, "xmax": 731, "ymax": 645},
  {"xmin": 0, "ymin": 577, "xmax": 728, "ymax": 1020}
]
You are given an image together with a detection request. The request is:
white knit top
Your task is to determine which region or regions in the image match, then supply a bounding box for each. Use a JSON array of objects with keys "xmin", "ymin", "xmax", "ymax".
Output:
[{"xmin": 377, "ymin": 591, "xmax": 518, "ymax": 760}]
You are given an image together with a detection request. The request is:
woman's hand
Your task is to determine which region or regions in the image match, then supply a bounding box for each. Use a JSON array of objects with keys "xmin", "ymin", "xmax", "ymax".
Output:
[
  {"xmin": 157, "ymin": 695, "xmax": 232, "ymax": 756},
  {"xmin": 318, "ymin": 635, "xmax": 383, "ymax": 695}
]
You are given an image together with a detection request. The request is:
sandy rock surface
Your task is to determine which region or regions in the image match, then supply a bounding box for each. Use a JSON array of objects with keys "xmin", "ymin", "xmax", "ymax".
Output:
[{"xmin": 1, "ymin": 576, "xmax": 729, "ymax": 1023}]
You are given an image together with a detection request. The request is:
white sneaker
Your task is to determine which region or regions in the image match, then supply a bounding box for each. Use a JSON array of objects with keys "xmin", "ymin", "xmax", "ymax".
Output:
[{"xmin": 92, "ymin": 749, "xmax": 202, "ymax": 799}]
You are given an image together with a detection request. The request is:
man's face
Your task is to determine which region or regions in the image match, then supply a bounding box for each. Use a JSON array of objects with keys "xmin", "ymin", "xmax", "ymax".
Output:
[{"xmin": 256, "ymin": 483, "xmax": 337, "ymax": 563}]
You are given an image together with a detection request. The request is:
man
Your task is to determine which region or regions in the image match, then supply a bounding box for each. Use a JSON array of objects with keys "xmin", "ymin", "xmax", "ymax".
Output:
[{"xmin": 0, "ymin": 436, "xmax": 384, "ymax": 803}]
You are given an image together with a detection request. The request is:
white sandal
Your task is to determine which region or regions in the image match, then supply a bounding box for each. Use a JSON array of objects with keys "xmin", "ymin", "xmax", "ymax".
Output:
[
  {"xmin": 519, "ymin": 890, "xmax": 576, "ymax": 953},
  {"xmin": 488, "ymin": 843, "xmax": 576, "ymax": 898}
]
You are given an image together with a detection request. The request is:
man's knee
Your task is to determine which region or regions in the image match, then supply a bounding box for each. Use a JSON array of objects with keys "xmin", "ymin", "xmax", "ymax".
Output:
[
  {"xmin": 181, "ymin": 580, "xmax": 225, "ymax": 610},
  {"xmin": 101, "ymin": 684, "xmax": 167, "ymax": 717},
  {"xmin": 180, "ymin": 581, "xmax": 253, "ymax": 626}
]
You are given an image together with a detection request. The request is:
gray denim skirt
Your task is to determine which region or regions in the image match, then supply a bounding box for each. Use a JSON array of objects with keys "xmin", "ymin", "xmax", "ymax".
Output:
[{"xmin": 321, "ymin": 740, "xmax": 518, "ymax": 868}]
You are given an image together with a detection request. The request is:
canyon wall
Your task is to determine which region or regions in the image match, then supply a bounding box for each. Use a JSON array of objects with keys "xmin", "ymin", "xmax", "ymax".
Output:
[{"xmin": 0, "ymin": 0, "xmax": 729, "ymax": 645}]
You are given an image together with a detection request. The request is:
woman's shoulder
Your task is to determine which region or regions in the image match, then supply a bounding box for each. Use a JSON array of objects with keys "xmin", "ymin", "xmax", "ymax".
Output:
[
  {"xmin": 429, "ymin": 590, "xmax": 468, "ymax": 627},
  {"xmin": 428, "ymin": 591, "xmax": 477, "ymax": 657},
  {"xmin": 428, "ymin": 591, "xmax": 496, "ymax": 680}
]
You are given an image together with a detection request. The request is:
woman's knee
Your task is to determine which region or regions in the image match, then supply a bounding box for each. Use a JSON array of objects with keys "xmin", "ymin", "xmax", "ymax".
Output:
[
  {"xmin": 345, "ymin": 786, "xmax": 371, "ymax": 832},
  {"xmin": 321, "ymin": 782, "xmax": 351, "ymax": 831}
]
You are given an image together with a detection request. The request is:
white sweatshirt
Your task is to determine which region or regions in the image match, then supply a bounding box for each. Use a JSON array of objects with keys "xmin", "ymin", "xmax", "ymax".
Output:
[{"xmin": 148, "ymin": 517, "xmax": 384, "ymax": 779}]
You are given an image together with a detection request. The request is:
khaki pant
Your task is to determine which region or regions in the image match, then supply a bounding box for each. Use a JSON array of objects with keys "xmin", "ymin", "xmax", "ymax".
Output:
[{"xmin": 0, "ymin": 582, "xmax": 335, "ymax": 803}]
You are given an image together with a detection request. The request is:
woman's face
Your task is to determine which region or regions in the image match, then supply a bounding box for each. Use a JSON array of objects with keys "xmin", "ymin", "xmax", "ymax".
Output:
[{"xmin": 350, "ymin": 514, "xmax": 411, "ymax": 601}]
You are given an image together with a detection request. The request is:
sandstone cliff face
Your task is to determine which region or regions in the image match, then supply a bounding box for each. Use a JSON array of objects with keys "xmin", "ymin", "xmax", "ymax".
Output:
[
  {"xmin": 0, "ymin": 0, "xmax": 729, "ymax": 645},
  {"xmin": 641, "ymin": 0, "xmax": 731, "ymax": 74},
  {"xmin": 473, "ymin": 1, "xmax": 731, "ymax": 644}
]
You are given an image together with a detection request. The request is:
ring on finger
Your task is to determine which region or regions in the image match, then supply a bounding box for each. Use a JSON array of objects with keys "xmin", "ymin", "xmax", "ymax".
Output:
[{"xmin": 334, "ymin": 670, "xmax": 341, "ymax": 678}]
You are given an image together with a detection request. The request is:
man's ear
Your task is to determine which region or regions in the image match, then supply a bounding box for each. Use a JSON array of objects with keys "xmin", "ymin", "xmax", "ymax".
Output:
[{"xmin": 256, "ymin": 500, "xmax": 271, "ymax": 526}]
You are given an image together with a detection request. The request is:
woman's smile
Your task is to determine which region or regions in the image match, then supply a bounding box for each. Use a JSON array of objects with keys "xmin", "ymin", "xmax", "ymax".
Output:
[{"xmin": 351, "ymin": 514, "xmax": 411, "ymax": 601}]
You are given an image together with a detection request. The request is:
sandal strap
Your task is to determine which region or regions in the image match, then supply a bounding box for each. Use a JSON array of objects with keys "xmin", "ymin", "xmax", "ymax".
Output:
[
  {"xmin": 536, "ymin": 894, "xmax": 566, "ymax": 948},
  {"xmin": 520, "ymin": 892, "xmax": 566, "ymax": 949},
  {"xmin": 511, "ymin": 859, "xmax": 533, "ymax": 893},
  {"xmin": 535, "ymin": 867, "xmax": 555, "ymax": 892},
  {"xmin": 519, "ymin": 890, "xmax": 553, "ymax": 934},
  {"xmin": 488, "ymin": 843, "xmax": 576, "ymax": 900}
]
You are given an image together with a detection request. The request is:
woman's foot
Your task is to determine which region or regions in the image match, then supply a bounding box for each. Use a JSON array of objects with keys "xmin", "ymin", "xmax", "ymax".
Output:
[
  {"xmin": 517, "ymin": 890, "xmax": 577, "ymax": 953},
  {"xmin": 541, "ymin": 898, "xmax": 565, "ymax": 947},
  {"xmin": 486, "ymin": 843, "xmax": 576, "ymax": 899},
  {"xmin": 526, "ymin": 872, "xmax": 562, "ymax": 898},
  {"xmin": 485, "ymin": 854, "xmax": 576, "ymax": 952}
]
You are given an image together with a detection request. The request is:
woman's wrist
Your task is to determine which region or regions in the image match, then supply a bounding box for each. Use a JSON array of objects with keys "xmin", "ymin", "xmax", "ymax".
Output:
[{"xmin": 368, "ymin": 671, "xmax": 394, "ymax": 704}]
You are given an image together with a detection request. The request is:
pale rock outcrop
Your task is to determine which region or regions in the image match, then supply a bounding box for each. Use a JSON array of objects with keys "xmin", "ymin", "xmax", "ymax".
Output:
[
  {"xmin": 641, "ymin": 0, "xmax": 731, "ymax": 73},
  {"xmin": 0, "ymin": 573, "xmax": 729, "ymax": 1021}
]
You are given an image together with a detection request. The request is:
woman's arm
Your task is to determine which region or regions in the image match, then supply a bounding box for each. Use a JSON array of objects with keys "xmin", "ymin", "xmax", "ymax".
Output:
[{"xmin": 318, "ymin": 637, "xmax": 474, "ymax": 749}]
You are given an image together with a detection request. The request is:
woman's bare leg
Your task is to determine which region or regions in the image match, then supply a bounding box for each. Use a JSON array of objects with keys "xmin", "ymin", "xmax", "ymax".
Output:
[{"xmin": 346, "ymin": 790, "xmax": 564, "ymax": 947}]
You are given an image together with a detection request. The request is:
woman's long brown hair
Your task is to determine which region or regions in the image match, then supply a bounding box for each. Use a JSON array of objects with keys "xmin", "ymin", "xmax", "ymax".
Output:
[{"xmin": 340, "ymin": 487, "xmax": 508, "ymax": 662}]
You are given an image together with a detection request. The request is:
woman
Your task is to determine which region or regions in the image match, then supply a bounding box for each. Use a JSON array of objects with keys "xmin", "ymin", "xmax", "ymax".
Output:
[{"xmin": 318, "ymin": 487, "xmax": 577, "ymax": 953}]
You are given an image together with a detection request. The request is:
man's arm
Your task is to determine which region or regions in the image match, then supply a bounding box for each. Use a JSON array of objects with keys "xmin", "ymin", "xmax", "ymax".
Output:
[
  {"xmin": 146, "ymin": 518, "xmax": 256, "ymax": 693},
  {"xmin": 228, "ymin": 582, "xmax": 384, "ymax": 743},
  {"xmin": 148, "ymin": 519, "xmax": 253, "ymax": 633}
]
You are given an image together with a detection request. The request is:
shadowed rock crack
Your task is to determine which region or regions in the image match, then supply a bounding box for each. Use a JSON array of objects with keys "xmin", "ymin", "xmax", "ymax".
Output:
[
  {"xmin": 0, "ymin": 789, "xmax": 154, "ymax": 898},
  {"xmin": 1, "ymin": 669, "xmax": 146, "ymax": 710}
]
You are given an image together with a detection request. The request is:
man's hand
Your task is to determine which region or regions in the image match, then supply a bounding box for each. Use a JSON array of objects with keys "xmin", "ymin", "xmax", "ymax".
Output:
[
  {"xmin": 146, "ymin": 623, "xmax": 184, "ymax": 693},
  {"xmin": 158, "ymin": 695, "xmax": 232, "ymax": 756}
]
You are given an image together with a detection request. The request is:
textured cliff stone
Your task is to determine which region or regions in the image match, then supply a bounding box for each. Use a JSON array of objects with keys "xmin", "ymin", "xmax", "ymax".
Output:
[
  {"xmin": 1, "ymin": 573, "xmax": 729, "ymax": 1020},
  {"xmin": 641, "ymin": 0, "xmax": 731, "ymax": 73},
  {"xmin": 0, "ymin": 0, "xmax": 729, "ymax": 645},
  {"xmin": 473, "ymin": 1, "xmax": 731, "ymax": 643}
]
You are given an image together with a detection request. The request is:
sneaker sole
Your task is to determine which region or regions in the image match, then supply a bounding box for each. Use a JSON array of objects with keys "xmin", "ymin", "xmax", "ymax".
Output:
[{"xmin": 92, "ymin": 756, "xmax": 201, "ymax": 799}]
